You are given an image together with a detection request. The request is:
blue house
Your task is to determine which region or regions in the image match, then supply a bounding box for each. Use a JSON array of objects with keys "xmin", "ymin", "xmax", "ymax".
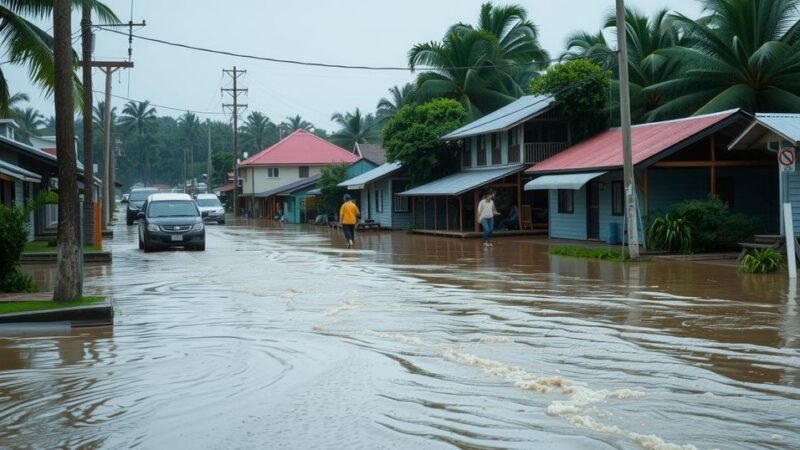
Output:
[
  {"xmin": 525, "ymin": 109, "xmax": 778, "ymax": 243},
  {"xmin": 338, "ymin": 162, "xmax": 409, "ymax": 230},
  {"xmin": 398, "ymin": 95, "xmax": 569, "ymax": 234},
  {"xmin": 729, "ymin": 113, "xmax": 800, "ymax": 235}
]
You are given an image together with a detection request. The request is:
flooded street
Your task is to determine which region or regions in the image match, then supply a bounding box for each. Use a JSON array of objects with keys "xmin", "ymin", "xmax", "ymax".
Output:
[{"xmin": 1, "ymin": 220, "xmax": 799, "ymax": 449}]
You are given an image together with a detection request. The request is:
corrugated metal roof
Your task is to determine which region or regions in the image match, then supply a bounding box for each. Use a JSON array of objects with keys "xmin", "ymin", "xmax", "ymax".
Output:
[
  {"xmin": 254, "ymin": 175, "xmax": 321, "ymax": 198},
  {"xmin": 524, "ymin": 172, "xmax": 606, "ymax": 190},
  {"xmin": 239, "ymin": 130, "xmax": 358, "ymax": 167},
  {"xmin": 442, "ymin": 95, "xmax": 555, "ymax": 140},
  {"xmin": 0, "ymin": 159, "xmax": 41, "ymax": 182},
  {"xmin": 527, "ymin": 109, "xmax": 744, "ymax": 174},
  {"xmin": 728, "ymin": 113, "xmax": 800, "ymax": 150},
  {"xmin": 400, "ymin": 165, "xmax": 524, "ymax": 196},
  {"xmin": 355, "ymin": 143, "xmax": 387, "ymax": 165},
  {"xmin": 306, "ymin": 188, "xmax": 322, "ymax": 195},
  {"xmin": 338, "ymin": 162, "xmax": 403, "ymax": 189}
]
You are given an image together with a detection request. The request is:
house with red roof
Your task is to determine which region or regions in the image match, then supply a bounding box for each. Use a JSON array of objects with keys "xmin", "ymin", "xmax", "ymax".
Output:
[
  {"xmin": 524, "ymin": 109, "xmax": 778, "ymax": 243},
  {"xmin": 237, "ymin": 130, "xmax": 358, "ymax": 218}
]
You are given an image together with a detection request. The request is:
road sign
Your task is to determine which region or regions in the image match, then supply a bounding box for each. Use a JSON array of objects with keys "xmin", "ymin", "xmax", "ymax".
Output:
[{"xmin": 779, "ymin": 147, "xmax": 796, "ymax": 172}]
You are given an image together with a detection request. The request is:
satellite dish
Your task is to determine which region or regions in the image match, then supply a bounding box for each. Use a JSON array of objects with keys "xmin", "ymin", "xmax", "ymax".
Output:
[{"xmin": 243, "ymin": 152, "xmax": 249, "ymax": 159}]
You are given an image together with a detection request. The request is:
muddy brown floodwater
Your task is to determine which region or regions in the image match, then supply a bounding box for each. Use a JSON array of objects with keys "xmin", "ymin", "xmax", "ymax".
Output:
[{"xmin": 1, "ymin": 219, "xmax": 798, "ymax": 449}]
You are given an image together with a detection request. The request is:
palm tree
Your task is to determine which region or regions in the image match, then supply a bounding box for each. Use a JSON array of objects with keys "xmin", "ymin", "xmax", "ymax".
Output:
[
  {"xmin": 178, "ymin": 111, "xmax": 202, "ymax": 186},
  {"xmin": 376, "ymin": 83, "xmax": 416, "ymax": 122},
  {"xmin": 92, "ymin": 100, "xmax": 117, "ymax": 143},
  {"xmin": 650, "ymin": 0, "xmax": 800, "ymax": 117},
  {"xmin": 561, "ymin": 30, "xmax": 615, "ymax": 69},
  {"xmin": 240, "ymin": 111, "xmax": 278, "ymax": 151},
  {"xmin": 0, "ymin": 0, "xmax": 118, "ymax": 115},
  {"xmin": 119, "ymin": 100, "xmax": 158, "ymax": 183},
  {"xmin": 409, "ymin": 3, "xmax": 549, "ymax": 119},
  {"xmin": 12, "ymin": 106, "xmax": 45, "ymax": 141},
  {"xmin": 329, "ymin": 108, "xmax": 379, "ymax": 149},
  {"xmin": 279, "ymin": 114, "xmax": 314, "ymax": 137}
]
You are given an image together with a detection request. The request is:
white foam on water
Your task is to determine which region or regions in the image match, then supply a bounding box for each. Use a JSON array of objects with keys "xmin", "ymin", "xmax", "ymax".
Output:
[
  {"xmin": 479, "ymin": 336, "xmax": 513, "ymax": 343},
  {"xmin": 571, "ymin": 416, "xmax": 699, "ymax": 450}
]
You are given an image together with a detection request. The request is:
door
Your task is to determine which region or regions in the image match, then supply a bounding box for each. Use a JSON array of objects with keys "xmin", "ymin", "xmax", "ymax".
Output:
[{"xmin": 586, "ymin": 181, "xmax": 600, "ymax": 240}]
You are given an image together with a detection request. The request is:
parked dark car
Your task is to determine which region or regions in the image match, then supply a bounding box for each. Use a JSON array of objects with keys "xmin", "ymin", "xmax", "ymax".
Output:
[
  {"xmin": 138, "ymin": 193, "xmax": 207, "ymax": 252},
  {"xmin": 126, "ymin": 188, "xmax": 159, "ymax": 225}
]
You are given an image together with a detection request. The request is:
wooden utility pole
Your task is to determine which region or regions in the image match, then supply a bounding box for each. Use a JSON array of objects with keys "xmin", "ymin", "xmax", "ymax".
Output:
[
  {"xmin": 81, "ymin": 6, "xmax": 94, "ymax": 244},
  {"xmin": 206, "ymin": 118, "xmax": 212, "ymax": 187},
  {"xmin": 93, "ymin": 61, "xmax": 132, "ymax": 227},
  {"xmin": 53, "ymin": 0, "xmax": 81, "ymax": 300},
  {"xmin": 616, "ymin": 0, "xmax": 640, "ymax": 259},
  {"xmin": 222, "ymin": 66, "xmax": 247, "ymax": 216}
]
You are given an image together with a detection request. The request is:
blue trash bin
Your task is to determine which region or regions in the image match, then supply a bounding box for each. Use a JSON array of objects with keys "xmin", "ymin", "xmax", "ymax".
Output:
[{"xmin": 607, "ymin": 222, "xmax": 619, "ymax": 245}]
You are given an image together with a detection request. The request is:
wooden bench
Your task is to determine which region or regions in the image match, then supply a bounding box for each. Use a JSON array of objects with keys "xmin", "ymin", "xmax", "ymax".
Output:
[
  {"xmin": 736, "ymin": 235, "xmax": 785, "ymax": 263},
  {"xmin": 357, "ymin": 221, "xmax": 381, "ymax": 231}
]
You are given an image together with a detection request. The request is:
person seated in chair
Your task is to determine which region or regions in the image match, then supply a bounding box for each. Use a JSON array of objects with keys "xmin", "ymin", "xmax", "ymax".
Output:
[{"xmin": 496, "ymin": 205, "xmax": 519, "ymax": 231}]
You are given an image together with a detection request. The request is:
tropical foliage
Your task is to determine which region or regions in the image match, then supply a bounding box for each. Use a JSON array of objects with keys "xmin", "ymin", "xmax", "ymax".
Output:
[
  {"xmin": 383, "ymin": 98, "xmax": 467, "ymax": 185},
  {"xmin": 740, "ymin": 248, "xmax": 783, "ymax": 273},
  {"xmin": 0, "ymin": 203, "xmax": 36, "ymax": 293},
  {"xmin": 377, "ymin": 83, "xmax": 417, "ymax": 122},
  {"xmin": 530, "ymin": 59, "xmax": 610, "ymax": 141},
  {"xmin": 646, "ymin": 214, "xmax": 694, "ymax": 253},
  {"xmin": 279, "ymin": 114, "xmax": 314, "ymax": 136},
  {"xmin": 329, "ymin": 108, "xmax": 380, "ymax": 150},
  {"xmin": 409, "ymin": 2, "xmax": 549, "ymax": 120},
  {"xmin": 651, "ymin": 197, "xmax": 755, "ymax": 253},
  {"xmin": 240, "ymin": 111, "xmax": 278, "ymax": 152},
  {"xmin": 318, "ymin": 163, "xmax": 349, "ymax": 214}
]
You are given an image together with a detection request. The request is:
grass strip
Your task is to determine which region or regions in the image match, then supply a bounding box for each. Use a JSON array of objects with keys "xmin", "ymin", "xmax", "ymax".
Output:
[
  {"xmin": 23, "ymin": 241, "xmax": 103, "ymax": 254},
  {"xmin": 549, "ymin": 245, "xmax": 627, "ymax": 262},
  {"xmin": 0, "ymin": 296, "xmax": 105, "ymax": 315}
]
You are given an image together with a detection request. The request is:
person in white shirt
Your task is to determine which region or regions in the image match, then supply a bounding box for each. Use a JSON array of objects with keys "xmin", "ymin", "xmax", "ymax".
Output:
[{"xmin": 476, "ymin": 190, "xmax": 500, "ymax": 247}]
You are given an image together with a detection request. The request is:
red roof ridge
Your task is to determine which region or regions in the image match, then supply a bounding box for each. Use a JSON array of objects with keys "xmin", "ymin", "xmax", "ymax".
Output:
[{"xmin": 238, "ymin": 128, "xmax": 356, "ymax": 167}]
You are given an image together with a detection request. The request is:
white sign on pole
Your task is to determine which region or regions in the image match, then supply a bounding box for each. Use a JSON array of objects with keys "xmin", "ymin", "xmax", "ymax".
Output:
[
  {"xmin": 779, "ymin": 147, "xmax": 796, "ymax": 172},
  {"xmin": 784, "ymin": 203, "xmax": 797, "ymax": 279}
]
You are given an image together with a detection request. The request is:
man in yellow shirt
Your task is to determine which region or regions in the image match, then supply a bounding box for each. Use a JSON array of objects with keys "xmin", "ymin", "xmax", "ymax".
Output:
[{"xmin": 339, "ymin": 194, "xmax": 360, "ymax": 248}]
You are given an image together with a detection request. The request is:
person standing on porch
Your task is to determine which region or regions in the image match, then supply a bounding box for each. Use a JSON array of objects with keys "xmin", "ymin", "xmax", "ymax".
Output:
[
  {"xmin": 477, "ymin": 190, "xmax": 500, "ymax": 247},
  {"xmin": 339, "ymin": 194, "xmax": 360, "ymax": 248}
]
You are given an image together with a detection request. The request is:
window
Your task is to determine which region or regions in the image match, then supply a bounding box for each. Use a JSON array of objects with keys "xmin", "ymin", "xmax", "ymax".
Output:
[
  {"xmin": 491, "ymin": 133, "xmax": 501, "ymax": 165},
  {"xmin": 267, "ymin": 167, "xmax": 280, "ymax": 178},
  {"xmin": 507, "ymin": 127, "xmax": 518, "ymax": 146},
  {"xmin": 393, "ymin": 180, "xmax": 409, "ymax": 213},
  {"xmin": 611, "ymin": 181, "xmax": 624, "ymax": 216},
  {"xmin": 375, "ymin": 189, "xmax": 384, "ymax": 213},
  {"xmin": 461, "ymin": 144, "xmax": 472, "ymax": 167},
  {"xmin": 476, "ymin": 136, "xmax": 486, "ymax": 166},
  {"xmin": 507, "ymin": 127, "xmax": 520, "ymax": 164},
  {"xmin": 299, "ymin": 166, "xmax": 309, "ymax": 178},
  {"xmin": 557, "ymin": 190, "xmax": 574, "ymax": 214}
]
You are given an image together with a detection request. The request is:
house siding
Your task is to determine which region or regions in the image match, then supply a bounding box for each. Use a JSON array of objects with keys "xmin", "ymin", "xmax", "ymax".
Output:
[
  {"xmin": 242, "ymin": 165, "xmax": 323, "ymax": 195},
  {"xmin": 786, "ymin": 164, "xmax": 800, "ymax": 234},
  {"xmin": 549, "ymin": 187, "xmax": 587, "ymax": 240},
  {"xmin": 718, "ymin": 166, "xmax": 778, "ymax": 233},
  {"xmin": 647, "ymin": 168, "xmax": 709, "ymax": 217}
]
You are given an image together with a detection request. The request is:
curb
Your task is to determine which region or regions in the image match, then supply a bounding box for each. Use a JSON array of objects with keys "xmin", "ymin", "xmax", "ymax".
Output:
[
  {"xmin": 20, "ymin": 251, "xmax": 113, "ymax": 264},
  {"xmin": 0, "ymin": 298, "xmax": 114, "ymax": 327}
]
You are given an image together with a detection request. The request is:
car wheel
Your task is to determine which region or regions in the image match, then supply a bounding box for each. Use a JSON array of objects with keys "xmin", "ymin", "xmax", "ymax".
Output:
[
  {"xmin": 143, "ymin": 239, "xmax": 153, "ymax": 253},
  {"xmin": 127, "ymin": 219, "xmax": 133, "ymax": 225},
  {"xmin": 192, "ymin": 243, "xmax": 205, "ymax": 251}
]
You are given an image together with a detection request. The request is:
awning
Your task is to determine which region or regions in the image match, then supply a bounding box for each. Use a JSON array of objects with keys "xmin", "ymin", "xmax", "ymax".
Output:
[
  {"xmin": 307, "ymin": 188, "xmax": 321, "ymax": 195},
  {"xmin": 524, "ymin": 171, "xmax": 606, "ymax": 190},
  {"xmin": 0, "ymin": 159, "xmax": 42, "ymax": 183},
  {"xmin": 400, "ymin": 165, "xmax": 524, "ymax": 196},
  {"xmin": 255, "ymin": 175, "xmax": 320, "ymax": 198},
  {"xmin": 338, "ymin": 162, "xmax": 403, "ymax": 189}
]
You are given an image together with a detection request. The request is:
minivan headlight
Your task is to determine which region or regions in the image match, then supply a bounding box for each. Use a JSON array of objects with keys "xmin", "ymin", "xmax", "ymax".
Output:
[
  {"xmin": 191, "ymin": 223, "xmax": 204, "ymax": 232},
  {"xmin": 146, "ymin": 224, "xmax": 159, "ymax": 232}
]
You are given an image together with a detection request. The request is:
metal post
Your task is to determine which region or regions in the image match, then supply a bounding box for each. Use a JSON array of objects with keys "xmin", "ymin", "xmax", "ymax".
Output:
[
  {"xmin": 616, "ymin": 0, "xmax": 640, "ymax": 258},
  {"xmin": 102, "ymin": 67, "xmax": 112, "ymax": 228},
  {"xmin": 785, "ymin": 203, "xmax": 797, "ymax": 279}
]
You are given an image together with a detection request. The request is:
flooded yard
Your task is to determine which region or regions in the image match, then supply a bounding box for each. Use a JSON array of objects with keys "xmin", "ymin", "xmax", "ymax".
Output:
[{"xmin": 1, "ymin": 220, "xmax": 798, "ymax": 449}]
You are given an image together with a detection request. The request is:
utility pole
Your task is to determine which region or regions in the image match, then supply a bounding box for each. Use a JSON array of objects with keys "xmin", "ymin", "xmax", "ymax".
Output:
[
  {"xmin": 222, "ymin": 66, "xmax": 247, "ymax": 216},
  {"xmin": 90, "ymin": 19, "xmax": 144, "ymax": 227},
  {"xmin": 206, "ymin": 118, "xmax": 212, "ymax": 187},
  {"xmin": 616, "ymin": 0, "xmax": 640, "ymax": 259},
  {"xmin": 80, "ymin": 6, "xmax": 94, "ymax": 245}
]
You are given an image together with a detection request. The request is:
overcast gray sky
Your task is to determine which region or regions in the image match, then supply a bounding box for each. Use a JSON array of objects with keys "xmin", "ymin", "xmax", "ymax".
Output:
[{"xmin": 6, "ymin": 0, "xmax": 703, "ymax": 130}]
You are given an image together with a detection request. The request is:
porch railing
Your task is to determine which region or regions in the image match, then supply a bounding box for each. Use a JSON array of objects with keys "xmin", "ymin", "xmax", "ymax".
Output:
[{"xmin": 524, "ymin": 142, "xmax": 568, "ymax": 164}]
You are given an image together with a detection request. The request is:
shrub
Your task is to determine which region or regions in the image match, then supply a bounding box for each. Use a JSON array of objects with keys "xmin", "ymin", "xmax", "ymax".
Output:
[
  {"xmin": 740, "ymin": 248, "xmax": 783, "ymax": 273},
  {"xmin": 0, "ymin": 204, "xmax": 37, "ymax": 293},
  {"xmin": 549, "ymin": 246, "xmax": 626, "ymax": 261},
  {"xmin": 662, "ymin": 197, "xmax": 755, "ymax": 253},
  {"xmin": 646, "ymin": 214, "xmax": 693, "ymax": 253}
]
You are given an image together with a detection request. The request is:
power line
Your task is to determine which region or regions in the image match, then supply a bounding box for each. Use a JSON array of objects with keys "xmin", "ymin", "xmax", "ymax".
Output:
[
  {"xmin": 93, "ymin": 90, "xmax": 228, "ymax": 115},
  {"xmin": 95, "ymin": 26, "xmax": 559, "ymax": 71}
]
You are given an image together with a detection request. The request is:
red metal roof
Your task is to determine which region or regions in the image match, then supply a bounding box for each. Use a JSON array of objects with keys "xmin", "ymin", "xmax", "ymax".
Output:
[
  {"xmin": 238, "ymin": 130, "xmax": 358, "ymax": 167},
  {"xmin": 527, "ymin": 110, "xmax": 742, "ymax": 174},
  {"xmin": 214, "ymin": 183, "xmax": 235, "ymax": 193},
  {"xmin": 42, "ymin": 148, "xmax": 57, "ymax": 156}
]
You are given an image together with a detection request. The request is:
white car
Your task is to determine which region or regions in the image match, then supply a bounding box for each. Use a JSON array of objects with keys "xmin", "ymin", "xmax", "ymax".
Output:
[{"xmin": 194, "ymin": 193, "xmax": 226, "ymax": 224}]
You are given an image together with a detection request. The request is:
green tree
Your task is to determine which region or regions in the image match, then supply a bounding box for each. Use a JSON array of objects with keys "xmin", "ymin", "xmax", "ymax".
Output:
[
  {"xmin": 409, "ymin": 2, "xmax": 549, "ymax": 120},
  {"xmin": 651, "ymin": 0, "xmax": 800, "ymax": 116},
  {"xmin": 178, "ymin": 111, "xmax": 202, "ymax": 185},
  {"xmin": 279, "ymin": 114, "xmax": 314, "ymax": 137},
  {"xmin": 240, "ymin": 111, "xmax": 278, "ymax": 152},
  {"xmin": 0, "ymin": 0, "xmax": 117, "ymax": 114},
  {"xmin": 318, "ymin": 163, "xmax": 349, "ymax": 215},
  {"xmin": 119, "ymin": 100, "xmax": 158, "ymax": 184},
  {"xmin": 12, "ymin": 106, "xmax": 45, "ymax": 142},
  {"xmin": 382, "ymin": 98, "xmax": 467, "ymax": 185},
  {"xmin": 211, "ymin": 151, "xmax": 233, "ymax": 186},
  {"xmin": 530, "ymin": 59, "xmax": 610, "ymax": 142},
  {"xmin": 330, "ymin": 108, "xmax": 379, "ymax": 149},
  {"xmin": 377, "ymin": 83, "xmax": 417, "ymax": 122}
]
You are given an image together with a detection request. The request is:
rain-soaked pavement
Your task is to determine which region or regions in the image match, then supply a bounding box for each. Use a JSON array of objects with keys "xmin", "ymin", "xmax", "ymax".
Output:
[{"xmin": 1, "ymin": 219, "xmax": 799, "ymax": 449}]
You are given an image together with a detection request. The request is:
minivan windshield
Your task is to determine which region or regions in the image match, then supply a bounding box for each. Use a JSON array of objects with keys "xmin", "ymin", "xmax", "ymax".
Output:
[
  {"xmin": 195, "ymin": 198, "xmax": 221, "ymax": 207},
  {"xmin": 130, "ymin": 189, "xmax": 158, "ymax": 201},
  {"xmin": 148, "ymin": 200, "xmax": 198, "ymax": 218}
]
